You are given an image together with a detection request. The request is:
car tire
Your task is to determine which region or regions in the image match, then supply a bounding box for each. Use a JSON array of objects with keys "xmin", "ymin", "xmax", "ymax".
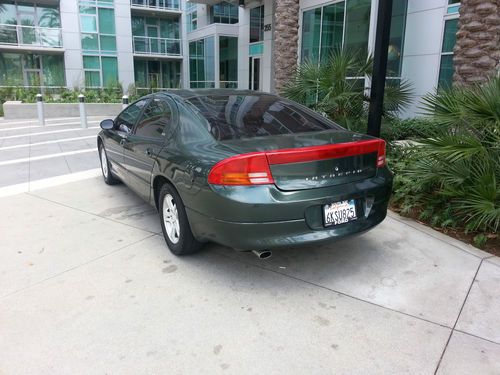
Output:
[
  {"xmin": 99, "ymin": 143, "xmax": 120, "ymax": 185},
  {"xmin": 159, "ymin": 183, "xmax": 202, "ymax": 256}
]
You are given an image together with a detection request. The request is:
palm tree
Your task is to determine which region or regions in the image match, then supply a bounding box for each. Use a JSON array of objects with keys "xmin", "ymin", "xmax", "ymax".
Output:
[
  {"xmin": 273, "ymin": 0, "xmax": 300, "ymax": 94},
  {"xmin": 283, "ymin": 48, "xmax": 413, "ymax": 128}
]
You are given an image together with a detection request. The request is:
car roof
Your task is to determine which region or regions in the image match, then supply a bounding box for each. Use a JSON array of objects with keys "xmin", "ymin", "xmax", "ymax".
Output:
[{"xmin": 156, "ymin": 89, "xmax": 275, "ymax": 101}]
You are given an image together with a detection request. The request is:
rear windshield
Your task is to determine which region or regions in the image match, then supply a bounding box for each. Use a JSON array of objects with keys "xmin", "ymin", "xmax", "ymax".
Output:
[{"xmin": 185, "ymin": 94, "xmax": 340, "ymax": 141}]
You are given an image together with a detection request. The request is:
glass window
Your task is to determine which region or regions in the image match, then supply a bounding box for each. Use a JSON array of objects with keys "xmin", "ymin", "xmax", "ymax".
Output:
[
  {"xmin": 321, "ymin": 3, "xmax": 344, "ymax": 62},
  {"xmin": 250, "ymin": 6, "xmax": 264, "ymax": 43},
  {"xmin": 135, "ymin": 99, "xmax": 172, "ymax": 138},
  {"xmin": 81, "ymin": 33, "xmax": 99, "ymax": 50},
  {"xmin": 301, "ymin": 8, "xmax": 321, "ymax": 62},
  {"xmin": 102, "ymin": 56, "xmax": 118, "ymax": 85},
  {"xmin": 387, "ymin": 0, "xmax": 408, "ymax": 77},
  {"xmin": 442, "ymin": 18, "xmax": 458, "ymax": 53},
  {"xmin": 98, "ymin": 8, "xmax": 115, "ymax": 34},
  {"xmin": 100, "ymin": 35, "xmax": 116, "ymax": 51},
  {"xmin": 0, "ymin": 3, "xmax": 17, "ymax": 25},
  {"xmin": 187, "ymin": 10, "xmax": 197, "ymax": 32},
  {"xmin": 439, "ymin": 18, "xmax": 458, "ymax": 89},
  {"xmin": 42, "ymin": 55, "xmax": 65, "ymax": 86},
  {"xmin": 186, "ymin": 95, "xmax": 341, "ymax": 141},
  {"xmin": 438, "ymin": 55, "xmax": 454, "ymax": 89},
  {"xmin": 219, "ymin": 36, "xmax": 238, "ymax": 88},
  {"xmin": 189, "ymin": 37, "xmax": 215, "ymax": 88},
  {"xmin": 344, "ymin": 0, "xmax": 370, "ymax": 60},
  {"xmin": 161, "ymin": 61, "xmax": 181, "ymax": 88},
  {"xmin": 85, "ymin": 71, "xmax": 101, "ymax": 87},
  {"xmin": 83, "ymin": 55, "xmax": 100, "ymax": 69},
  {"xmin": 0, "ymin": 53, "xmax": 23, "ymax": 86},
  {"xmin": 116, "ymin": 99, "xmax": 148, "ymax": 133},
  {"xmin": 37, "ymin": 5, "xmax": 61, "ymax": 28},
  {"xmin": 211, "ymin": 2, "xmax": 238, "ymax": 24},
  {"xmin": 81, "ymin": 15, "xmax": 97, "ymax": 33}
]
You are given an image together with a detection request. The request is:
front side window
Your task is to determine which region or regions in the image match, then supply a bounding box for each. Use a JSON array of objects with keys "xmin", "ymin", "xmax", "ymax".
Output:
[
  {"xmin": 115, "ymin": 99, "xmax": 148, "ymax": 134},
  {"xmin": 135, "ymin": 99, "xmax": 172, "ymax": 138}
]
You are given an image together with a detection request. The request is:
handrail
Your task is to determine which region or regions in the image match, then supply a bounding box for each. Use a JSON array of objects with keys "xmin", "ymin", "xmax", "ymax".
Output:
[
  {"xmin": 0, "ymin": 24, "xmax": 62, "ymax": 48},
  {"xmin": 130, "ymin": 0, "xmax": 181, "ymax": 11},
  {"xmin": 132, "ymin": 35, "xmax": 182, "ymax": 56}
]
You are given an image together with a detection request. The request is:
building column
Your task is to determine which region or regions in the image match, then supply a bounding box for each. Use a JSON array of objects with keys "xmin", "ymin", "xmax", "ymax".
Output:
[
  {"xmin": 454, "ymin": 0, "xmax": 500, "ymax": 85},
  {"xmin": 272, "ymin": 0, "xmax": 300, "ymax": 94},
  {"xmin": 115, "ymin": 0, "xmax": 135, "ymax": 92}
]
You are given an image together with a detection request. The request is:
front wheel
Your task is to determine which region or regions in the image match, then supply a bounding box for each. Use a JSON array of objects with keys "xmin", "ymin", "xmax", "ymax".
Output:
[
  {"xmin": 159, "ymin": 183, "xmax": 202, "ymax": 255},
  {"xmin": 99, "ymin": 143, "xmax": 120, "ymax": 185}
]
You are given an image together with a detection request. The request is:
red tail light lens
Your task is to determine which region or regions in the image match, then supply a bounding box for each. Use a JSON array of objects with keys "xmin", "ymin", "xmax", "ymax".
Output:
[
  {"xmin": 208, "ymin": 139, "xmax": 387, "ymax": 185},
  {"xmin": 377, "ymin": 140, "xmax": 386, "ymax": 168},
  {"xmin": 208, "ymin": 153, "xmax": 274, "ymax": 185}
]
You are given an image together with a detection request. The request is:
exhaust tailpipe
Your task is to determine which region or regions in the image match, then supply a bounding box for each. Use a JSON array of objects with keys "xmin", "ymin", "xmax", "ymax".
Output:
[{"xmin": 251, "ymin": 250, "xmax": 272, "ymax": 259}]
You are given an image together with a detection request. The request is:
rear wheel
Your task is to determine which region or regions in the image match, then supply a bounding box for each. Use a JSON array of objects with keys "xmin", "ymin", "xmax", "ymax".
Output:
[
  {"xmin": 159, "ymin": 183, "xmax": 202, "ymax": 255},
  {"xmin": 99, "ymin": 143, "xmax": 120, "ymax": 185}
]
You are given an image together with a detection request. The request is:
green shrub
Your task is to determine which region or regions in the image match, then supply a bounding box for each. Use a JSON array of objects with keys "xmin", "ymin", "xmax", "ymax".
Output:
[
  {"xmin": 283, "ymin": 48, "xmax": 413, "ymax": 128},
  {"xmin": 392, "ymin": 77, "xmax": 500, "ymax": 235}
]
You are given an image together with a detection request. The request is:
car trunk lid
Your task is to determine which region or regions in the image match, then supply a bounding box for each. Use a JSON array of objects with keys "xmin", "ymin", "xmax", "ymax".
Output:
[{"xmin": 215, "ymin": 131, "xmax": 384, "ymax": 191}]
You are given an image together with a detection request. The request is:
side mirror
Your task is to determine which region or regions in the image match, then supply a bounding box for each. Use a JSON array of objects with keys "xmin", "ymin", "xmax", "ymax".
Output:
[{"xmin": 100, "ymin": 119, "xmax": 114, "ymax": 130}]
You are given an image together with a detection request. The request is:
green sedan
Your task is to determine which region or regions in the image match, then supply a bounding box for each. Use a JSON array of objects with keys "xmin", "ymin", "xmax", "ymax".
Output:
[{"xmin": 97, "ymin": 89, "xmax": 392, "ymax": 257}]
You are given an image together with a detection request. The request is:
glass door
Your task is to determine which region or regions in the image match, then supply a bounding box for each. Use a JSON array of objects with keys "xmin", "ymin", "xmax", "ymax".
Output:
[
  {"xmin": 18, "ymin": 6, "xmax": 37, "ymax": 45},
  {"xmin": 147, "ymin": 25, "xmax": 159, "ymax": 54},
  {"xmin": 248, "ymin": 57, "xmax": 260, "ymax": 91}
]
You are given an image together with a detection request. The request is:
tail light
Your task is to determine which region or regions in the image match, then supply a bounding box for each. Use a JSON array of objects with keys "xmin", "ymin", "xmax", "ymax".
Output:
[
  {"xmin": 377, "ymin": 140, "xmax": 386, "ymax": 168},
  {"xmin": 207, "ymin": 153, "xmax": 274, "ymax": 185},
  {"xmin": 208, "ymin": 139, "xmax": 387, "ymax": 185}
]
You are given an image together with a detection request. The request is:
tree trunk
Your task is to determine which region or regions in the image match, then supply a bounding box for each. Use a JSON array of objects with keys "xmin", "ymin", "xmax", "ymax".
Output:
[
  {"xmin": 272, "ymin": 0, "xmax": 300, "ymax": 94},
  {"xmin": 454, "ymin": 0, "xmax": 500, "ymax": 85}
]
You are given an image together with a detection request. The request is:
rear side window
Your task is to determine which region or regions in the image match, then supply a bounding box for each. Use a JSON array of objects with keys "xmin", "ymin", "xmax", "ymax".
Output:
[
  {"xmin": 135, "ymin": 99, "xmax": 172, "ymax": 139},
  {"xmin": 185, "ymin": 94, "xmax": 339, "ymax": 141}
]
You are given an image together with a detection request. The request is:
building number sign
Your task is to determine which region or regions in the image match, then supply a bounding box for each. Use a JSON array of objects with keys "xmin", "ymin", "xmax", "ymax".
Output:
[{"xmin": 263, "ymin": 24, "xmax": 272, "ymax": 32}]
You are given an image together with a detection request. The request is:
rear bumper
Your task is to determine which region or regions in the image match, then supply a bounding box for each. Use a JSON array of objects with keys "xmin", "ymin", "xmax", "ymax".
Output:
[
  {"xmin": 182, "ymin": 168, "xmax": 392, "ymax": 251},
  {"xmin": 186, "ymin": 195, "xmax": 389, "ymax": 251}
]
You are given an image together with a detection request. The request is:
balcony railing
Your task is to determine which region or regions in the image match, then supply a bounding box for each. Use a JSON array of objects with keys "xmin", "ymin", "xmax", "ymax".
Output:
[
  {"xmin": 0, "ymin": 24, "xmax": 62, "ymax": 48},
  {"xmin": 131, "ymin": 0, "xmax": 181, "ymax": 11},
  {"xmin": 133, "ymin": 36, "xmax": 181, "ymax": 56}
]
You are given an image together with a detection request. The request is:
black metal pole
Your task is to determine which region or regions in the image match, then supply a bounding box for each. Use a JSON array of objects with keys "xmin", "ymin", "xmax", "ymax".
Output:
[{"xmin": 367, "ymin": 0, "xmax": 393, "ymax": 137}]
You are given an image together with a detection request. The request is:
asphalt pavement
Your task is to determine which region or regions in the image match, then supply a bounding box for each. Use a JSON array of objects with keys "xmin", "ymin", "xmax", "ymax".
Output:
[{"xmin": 0, "ymin": 117, "xmax": 499, "ymax": 374}]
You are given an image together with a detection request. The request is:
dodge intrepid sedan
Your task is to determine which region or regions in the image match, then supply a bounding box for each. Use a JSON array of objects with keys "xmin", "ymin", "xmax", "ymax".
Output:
[{"xmin": 97, "ymin": 90, "xmax": 392, "ymax": 256}]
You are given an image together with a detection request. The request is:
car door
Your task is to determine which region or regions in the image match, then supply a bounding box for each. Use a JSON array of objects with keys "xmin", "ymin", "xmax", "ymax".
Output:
[
  {"xmin": 122, "ymin": 97, "xmax": 176, "ymax": 202},
  {"xmin": 107, "ymin": 99, "xmax": 149, "ymax": 179}
]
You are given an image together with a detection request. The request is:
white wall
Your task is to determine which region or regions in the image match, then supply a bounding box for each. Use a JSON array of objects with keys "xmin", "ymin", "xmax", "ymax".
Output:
[
  {"xmin": 115, "ymin": 0, "xmax": 135, "ymax": 91},
  {"xmin": 60, "ymin": 1, "xmax": 84, "ymax": 89},
  {"xmin": 400, "ymin": 0, "xmax": 447, "ymax": 117}
]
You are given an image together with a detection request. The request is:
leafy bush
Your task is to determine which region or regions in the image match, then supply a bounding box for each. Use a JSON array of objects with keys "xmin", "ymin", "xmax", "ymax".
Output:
[
  {"xmin": 392, "ymin": 77, "xmax": 500, "ymax": 235},
  {"xmin": 283, "ymin": 48, "xmax": 413, "ymax": 127}
]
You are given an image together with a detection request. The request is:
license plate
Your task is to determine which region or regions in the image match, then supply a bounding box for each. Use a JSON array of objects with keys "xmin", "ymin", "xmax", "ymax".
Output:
[{"xmin": 323, "ymin": 200, "xmax": 357, "ymax": 227}]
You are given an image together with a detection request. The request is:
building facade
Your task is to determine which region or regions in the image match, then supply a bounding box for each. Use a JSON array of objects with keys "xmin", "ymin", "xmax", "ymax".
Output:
[{"xmin": 0, "ymin": 0, "xmax": 498, "ymax": 116}]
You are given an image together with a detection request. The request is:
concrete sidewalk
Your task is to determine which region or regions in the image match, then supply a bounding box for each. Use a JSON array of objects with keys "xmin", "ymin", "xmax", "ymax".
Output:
[{"xmin": 0, "ymin": 175, "xmax": 499, "ymax": 374}]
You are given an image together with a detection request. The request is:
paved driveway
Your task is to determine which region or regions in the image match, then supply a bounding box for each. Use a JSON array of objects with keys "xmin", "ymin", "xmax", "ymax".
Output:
[{"xmin": 0, "ymin": 117, "xmax": 499, "ymax": 374}]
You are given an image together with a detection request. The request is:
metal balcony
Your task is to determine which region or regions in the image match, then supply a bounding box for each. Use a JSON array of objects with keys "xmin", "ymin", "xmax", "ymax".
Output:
[
  {"xmin": 0, "ymin": 24, "xmax": 63, "ymax": 49},
  {"xmin": 130, "ymin": 0, "xmax": 181, "ymax": 12},
  {"xmin": 133, "ymin": 36, "xmax": 182, "ymax": 57}
]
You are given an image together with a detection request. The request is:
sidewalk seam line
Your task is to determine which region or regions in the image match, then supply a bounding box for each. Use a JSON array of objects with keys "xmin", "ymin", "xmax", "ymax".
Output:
[
  {"xmin": 453, "ymin": 329, "xmax": 500, "ymax": 346},
  {"xmin": 433, "ymin": 258, "xmax": 484, "ymax": 375},
  {"xmin": 215, "ymin": 250, "xmax": 453, "ymax": 331},
  {"xmin": 0, "ymin": 234, "xmax": 155, "ymax": 300}
]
